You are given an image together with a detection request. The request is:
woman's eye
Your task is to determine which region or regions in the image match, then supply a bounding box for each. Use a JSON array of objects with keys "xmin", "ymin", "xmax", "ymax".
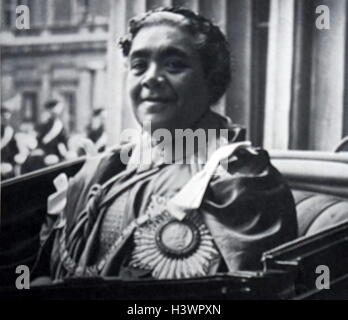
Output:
[
  {"xmin": 165, "ymin": 59, "xmax": 187, "ymax": 73},
  {"xmin": 130, "ymin": 60, "xmax": 147, "ymax": 75}
]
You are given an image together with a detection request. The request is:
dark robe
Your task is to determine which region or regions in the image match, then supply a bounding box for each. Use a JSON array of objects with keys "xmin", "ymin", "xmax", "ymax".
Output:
[
  {"xmin": 33, "ymin": 111, "xmax": 298, "ymax": 281},
  {"xmin": 87, "ymin": 124, "xmax": 107, "ymax": 153},
  {"xmin": 1, "ymin": 125, "xmax": 19, "ymax": 164},
  {"xmin": 37, "ymin": 118, "xmax": 67, "ymax": 160},
  {"xmin": 1, "ymin": 125, "xmax": 19, "ymax": 179}
]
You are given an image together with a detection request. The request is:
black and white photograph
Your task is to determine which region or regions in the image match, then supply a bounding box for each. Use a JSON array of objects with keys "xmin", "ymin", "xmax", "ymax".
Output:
[{"xmin": 1, "ymin": 0, "xmax": 348, "ymax": 305}]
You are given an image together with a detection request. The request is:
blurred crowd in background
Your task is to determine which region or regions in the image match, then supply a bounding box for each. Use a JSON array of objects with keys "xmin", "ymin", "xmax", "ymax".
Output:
[
  {"xmin": 1, "ymin": 99, "xmax": 107, "ymax": 180},
  {"xmin": 2, "ymin": 0, "xmax": 348, "ymax": 181}
]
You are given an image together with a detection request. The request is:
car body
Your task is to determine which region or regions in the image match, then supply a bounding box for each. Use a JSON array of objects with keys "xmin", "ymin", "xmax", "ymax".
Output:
[{"xmin": 1, "ymin": 150, "xmax": 348, "ymax": 299}]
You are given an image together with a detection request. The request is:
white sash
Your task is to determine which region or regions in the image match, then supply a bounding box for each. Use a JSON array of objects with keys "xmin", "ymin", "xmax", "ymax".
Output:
[
  {"xmin": 1, "ymin": 126, "xmax": 14, "ymax": 150},
  {"xmin": 42, "ymin": 119, "xmax": 63, "ymax": 145}
]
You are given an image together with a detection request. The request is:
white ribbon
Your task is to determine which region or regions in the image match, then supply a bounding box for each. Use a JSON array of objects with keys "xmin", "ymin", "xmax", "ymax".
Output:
[
  {"xmin": 167, "ymin": 141, "xmax": 252, "ymax": 220},
  {"xmin": 42, "ymin": 119, "xmax": 63, "ymax": 145},
  {"xmin": 47, "ymin": 173, "xmax": 69, "ymax": 215}
]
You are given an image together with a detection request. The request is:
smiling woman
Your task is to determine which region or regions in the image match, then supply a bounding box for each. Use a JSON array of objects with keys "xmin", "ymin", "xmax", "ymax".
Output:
[
  {"xmin": 120, "ymin": 8, "xmax": 231, "ymax": 133},
  {"xmin": 126, "ymin": 24, "xmax": 209, "ymax": 132},
  {"xmin": 32, "ymin": 7, "xmax": 297, "ymax": 283}
]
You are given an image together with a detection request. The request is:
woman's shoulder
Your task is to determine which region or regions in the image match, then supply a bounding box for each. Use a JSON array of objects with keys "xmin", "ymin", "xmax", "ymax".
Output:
[{"xmin": 73, "ymin": 142, "xmax": 133, "ymax": 186}]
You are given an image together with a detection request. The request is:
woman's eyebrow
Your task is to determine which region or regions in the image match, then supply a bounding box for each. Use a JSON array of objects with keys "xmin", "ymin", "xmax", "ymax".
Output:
[
  {"xmin": 130, "ymin": 47, "xmax": 190, "ymax": 60},
  {"xmin": 129, "ymin": 49, "xmax": 150, "ymax": 60},
  {"xmin": 159, "ymin": 47, "xmax": 190, "ymax": 59}
]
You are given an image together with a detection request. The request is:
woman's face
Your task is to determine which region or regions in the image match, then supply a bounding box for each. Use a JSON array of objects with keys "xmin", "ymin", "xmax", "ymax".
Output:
[{"xmin": 127, "ymin": 24, "xmax": 210, "ymax": 132}]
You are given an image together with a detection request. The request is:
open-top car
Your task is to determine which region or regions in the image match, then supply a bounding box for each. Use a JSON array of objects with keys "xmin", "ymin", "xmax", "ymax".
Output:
[{"xmin": 1, "ymin": 148, "xmax": 348, "ymax": 300}]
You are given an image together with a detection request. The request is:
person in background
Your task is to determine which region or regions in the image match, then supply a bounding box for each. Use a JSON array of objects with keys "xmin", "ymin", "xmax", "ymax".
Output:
[
  {"xmin": 86, "ymin": 107, "xmax": 108, "ymax": 153},
  {"xmin": 15, "ymin": 117, "xmax": 40, "ymax": 174},
  {"xmin": 1, "ymin": 105, "xmax": 19, "ymax": 180},
  {"xmin": 37, "ymin": 100, "xmax": 68, "ymax": 167},
  {"xmin": 63, "ymin": 108, "xmax": 108, "ymax": 159}
]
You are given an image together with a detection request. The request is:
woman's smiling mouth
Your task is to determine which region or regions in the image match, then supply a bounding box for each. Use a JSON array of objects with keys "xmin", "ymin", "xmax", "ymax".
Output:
[
  {"xmin": 142, "ymin": 96, "xmax": 174, "ymax": 103},
  {"xmin": 140, "ymin": 96, "xmax": 176, "ymax": 112}
]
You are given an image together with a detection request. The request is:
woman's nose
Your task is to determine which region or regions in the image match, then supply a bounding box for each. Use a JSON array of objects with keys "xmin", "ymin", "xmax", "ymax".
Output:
[{"xmin": 141, "ymin": 63, "xmax": 165, "ymax": 89}]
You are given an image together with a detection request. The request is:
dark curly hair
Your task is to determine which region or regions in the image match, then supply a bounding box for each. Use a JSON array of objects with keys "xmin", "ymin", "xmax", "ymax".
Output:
[{"xmin": 119, "ymin": 7, "xmax": 232, "ymax": 105}]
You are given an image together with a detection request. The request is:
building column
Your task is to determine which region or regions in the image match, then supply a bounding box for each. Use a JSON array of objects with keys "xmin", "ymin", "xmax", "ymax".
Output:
[
  {"xmin": 105, "ymin": 0, "xmax": 126, "ymax": 145},
  {"xmin": 309, "ymin": 0, "xmax": 347, "ymax": 150},
  {"xmin": 0, "ymin": 0, "xmax": 3, "ymax": 30},
  {"xmin": 106, "ymin": 0, "xmax": 148, "ymax": 145},
  {"xmin": 288, "ymin": 0, "xmax": 315, "ymax": 150},
  {"xmin": 1, "ymin": 73, "xmax": 16, "ymax": 102},
  {"xmin": 146, "ymin": 0, "xmax": 172, "ymax": 10},
  {"xmin": 344, "ymin": 15, "xmax": 348, "ymax": 138},
  {"xmin": 200, "ymin": 0, "xmax": 228, "ymax": 115},
  {"xmin": 263, "ymin": 0, "xmax": 295, "ymax": 150},
  {"xmin": 172, "ymin": 0, "xmax": 199, "ymax": 11},
  {"xmin": 40, "ymin": 67, "xmax": 52, "ymax": 120},
  {"xmin": 46, "ymin": 0, "xmax": 54, "ymax": 25},
  {"xmin": 77, "ymin": 67, "xmax": 93, "ymax": 133},
  {"xmin": 225, "ymin": 0, "xmax": 253, "ymax": 132},
  {"xmin": 89, "ymin": 62, "xmax": 106, "ymax": 110}
]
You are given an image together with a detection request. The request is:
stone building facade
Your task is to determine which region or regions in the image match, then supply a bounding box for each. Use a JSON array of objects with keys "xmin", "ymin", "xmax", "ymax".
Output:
[
  {"xmin": 1, "ymin": 0, "xmax": 110, "ymax": 135},
  {"xmin": 1, "ymin": 0, "xmax": 347, "ymax": 150}
]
